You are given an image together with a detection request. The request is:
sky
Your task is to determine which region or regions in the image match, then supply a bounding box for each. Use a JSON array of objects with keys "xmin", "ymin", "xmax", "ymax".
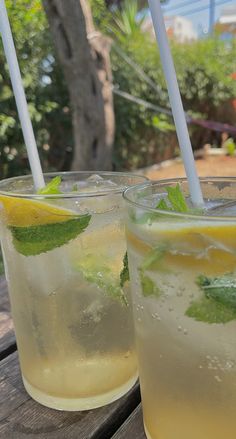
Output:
[{"xmin": 161, "ymin": 0, "xmax": 236, "ymax": 36}]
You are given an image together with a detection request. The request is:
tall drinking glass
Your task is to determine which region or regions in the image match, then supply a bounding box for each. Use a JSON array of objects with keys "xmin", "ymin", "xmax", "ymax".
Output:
[
  {"xmin": 0, "ymin": 171, "xmax": 147, "ymax": 411},
  {"xmin": 124, "ymin": 178, "xmax": 236, "ymax": 439}
]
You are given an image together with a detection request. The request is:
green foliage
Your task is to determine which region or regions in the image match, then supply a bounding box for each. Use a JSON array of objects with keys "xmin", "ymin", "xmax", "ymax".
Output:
[
  {"xmin": 1, "ymin": 0, "xmax": 236, "ymax": 176},
  {"xmin": 108, "ymin": 0, "xmax": 145, "ymax": 42},
  {"xmin": 108, "ymin": 0, "xmax": 173, "ymax": 168},
  {"xmin": 172, "ymin": 38, "xmax": 236, "ymax": 108},
  {"xmin": 0, "ymin": 0, "xmax": 72, "ymax": 179},
  {"xmin": 102, "ymin": 0, "xmax": 236, "ymax": 168}
]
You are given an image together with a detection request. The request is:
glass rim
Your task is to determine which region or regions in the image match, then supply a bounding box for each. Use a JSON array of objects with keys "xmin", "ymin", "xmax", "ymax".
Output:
[
  {"xmin": 123, "ymin": 176, "xmax": 236, "ymax": 221},
  {"xmin": 0, "ymin": 171, "xmax": 148, "ymax": 199}
]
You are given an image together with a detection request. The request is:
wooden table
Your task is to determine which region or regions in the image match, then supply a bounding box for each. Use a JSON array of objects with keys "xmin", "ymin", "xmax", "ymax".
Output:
[{"xmin": 0, "ymin": 275, "xmax": 147, "ymax": 438}]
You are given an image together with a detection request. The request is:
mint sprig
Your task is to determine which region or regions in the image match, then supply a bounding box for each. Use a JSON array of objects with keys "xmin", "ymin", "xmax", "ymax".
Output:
[
  {"xmin": 186, "ymin": 296, "xmax": 236, "ymax": 324},
  {"xmin": 138, "ymin": 245, "xmax": 167, "ymax": 297},
  {"xmin": 77, "ymin": 254, "xmax": 127, "ymax": 305},
  {"xmin": 186, "ymin": 274, "xmax": 236, "ymax": 324},
  {"xmin": 10, "ymin": 176, "xmax": 92, "ymax": 256},
  {"xmin": 141, "ymin": 244, "xmax": 167, "ymax": 271},
  {"xmin": 156, "ymin": 183, "xmax": 188, "ymax": 213},
  {"xmin": 196, "ymin": 275, "xmax": 236, "ymax": 309},
  {"xmin": 140, "ymin": 271, "xmax": 161, "ymax": 297},
  {"xmin": 131, "ymin": 184, "xmax": 191, "ymax": 225}
]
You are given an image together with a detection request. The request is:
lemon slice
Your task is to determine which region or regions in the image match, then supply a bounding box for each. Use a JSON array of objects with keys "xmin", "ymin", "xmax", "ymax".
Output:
[
  {"xmin": 0, "ymin": 195, "xmax": 76, "ymax": 227},
  {"xmin": 0, "ymin": 195, "xmax": 91, "ymax": 256}
]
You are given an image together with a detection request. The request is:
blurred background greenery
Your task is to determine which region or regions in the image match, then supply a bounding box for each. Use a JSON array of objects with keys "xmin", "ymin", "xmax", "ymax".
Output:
[{"xmin": 0, "ymin": 0, "xmax": 236, "ymax": 179}]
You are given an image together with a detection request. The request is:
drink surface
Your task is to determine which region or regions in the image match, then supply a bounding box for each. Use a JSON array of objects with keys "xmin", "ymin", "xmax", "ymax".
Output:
[
  {"xmin": 0, "ymin": 174, "xmax": 137, "ymax": 410},
  {"xmin": 126, "ymin": 194, "xmax": 236, "ymax": 439}
]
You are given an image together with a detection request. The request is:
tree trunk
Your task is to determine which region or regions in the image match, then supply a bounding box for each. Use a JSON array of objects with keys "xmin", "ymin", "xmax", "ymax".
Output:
[{"xmin": 42, "ymin": 0, "xmax": 115, "ymax": 171}]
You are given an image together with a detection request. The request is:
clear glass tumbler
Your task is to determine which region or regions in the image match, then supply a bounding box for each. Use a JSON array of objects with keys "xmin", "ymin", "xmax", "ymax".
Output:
[
  {"xmin": 0, "ymin": 171, "xmax": 147, "ymax": 410},
  {"xmin": 124, "ymin": 177, "xmax": 236, "ymax": 439}
]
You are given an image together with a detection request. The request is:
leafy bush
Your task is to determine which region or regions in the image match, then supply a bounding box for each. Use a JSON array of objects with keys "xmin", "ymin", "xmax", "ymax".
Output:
[
  {"xmin": 1, "ymin": 0, "xmax": 236, "ymax": 176},
  {"xmin": 0, "ymin": 0, "xmax": 72, "ymax": 179},
  {"xmin": 94, "ymin": 0, "xmax": 236, "ymax": 168}
]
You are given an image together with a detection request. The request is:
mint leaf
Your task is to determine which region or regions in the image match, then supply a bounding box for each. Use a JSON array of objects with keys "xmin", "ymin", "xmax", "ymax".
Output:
[
  {"xmin": 77, "ymin": 254, "xmax": 127, "ymax": 305},
  {"xmin": 140, "ymin": 271, "xmax": 161, "ymax": 297},
  {"xmin": 156, "ymin": 198, "xmax": 169, "ymax": 210},
  {"xmin": 197, "ymin": 274, "xmax": 236, "ymax": 310},
  {"xmin": 138, "ymin": 245, "xmax": 166, "ymax": 298},
  {"xmin": 37, "ymin": 176, "xmax": 62, "ymax": 195},
  {"xmin": 186, "ymin": 274, "xmax": 236, "ymax": 324},
  {"xmin": 120, "ymin": 252, "xmax": 130, "ymax": 287},
  {"xmin": 9, "ymin": 215, "xmax": 91, "ymax": 256},
  {"xmin": 72, "ymin": 184, "xmax": 78, "ymax": 192},
  {"xmin": 131, "ymin": 184, "xmax": 189, "ymax": 224},
  {"xmin": 166, "ymin": 184, "xmax": 188, "ymax": 212},
  {"xmin": 185, "ymin": 296, "xmax": 236, "ymax": 324},
  {"xmin": 141, "ymin": 244, "xmax": 167, "ymax": 271},
  {"xmin": 156, "ymin": 184, "xmax": 190, "ymax": 213}
]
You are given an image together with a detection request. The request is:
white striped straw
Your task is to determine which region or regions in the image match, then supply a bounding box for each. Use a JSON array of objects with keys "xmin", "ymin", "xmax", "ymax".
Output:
[{"xmin": 148, "ymin": 0, "xmax": 204, "ymax": 206}]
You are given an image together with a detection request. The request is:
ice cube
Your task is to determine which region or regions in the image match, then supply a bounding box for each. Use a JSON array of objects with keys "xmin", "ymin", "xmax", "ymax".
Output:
[
  {"xmin": 74, "ymin": 174, "xmax": 119, "ymax": 194},
  {"xmin": 86, "ymin": 174, "xmax": 104, "ymax": 182}
]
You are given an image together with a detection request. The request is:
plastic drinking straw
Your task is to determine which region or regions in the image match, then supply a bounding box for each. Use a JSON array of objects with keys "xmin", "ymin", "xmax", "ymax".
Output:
[
  {"xmin": 0, "ymin": 0, "xmax": 45, "ymax": 190},
  {"xmin": 148, "ymin": 0, "xmax": 204, "ymax": 206}
]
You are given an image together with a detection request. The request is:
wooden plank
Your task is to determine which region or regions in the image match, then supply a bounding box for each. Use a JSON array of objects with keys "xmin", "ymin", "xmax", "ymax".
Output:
[
  {"xmin": 0, "ymin": 312, "xmax": 15, "ymax": 358},
  {"xmin": 0, "ymin": 276, "xmax": 10, "ymax": 313},
  {"xmin": 0, "ymin": 352, "xmax": 141, "ymax": 439},
  {"xmin": 0, "ymin": 276, "xmax": 16, "ymax": 358},
  {"xmin": 112, "ymin": 405, "xmax": 147, "ymax": 439},
  {"xmin": 0, "ymin": 275, "xmax": 15, "ymax": 358}
]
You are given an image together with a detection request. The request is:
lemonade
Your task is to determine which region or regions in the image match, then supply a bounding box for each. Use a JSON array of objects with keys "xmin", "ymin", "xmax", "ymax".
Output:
[
  {"xmin": 0, "ymin": 172, "xmax": 146, "ymax": 410},
  {"xmin": 124, "ymin": 178, "xmax": 236, "ymax": 439}
]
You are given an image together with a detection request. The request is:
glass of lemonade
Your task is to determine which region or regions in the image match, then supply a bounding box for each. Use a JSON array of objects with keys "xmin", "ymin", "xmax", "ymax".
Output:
[
  {"xmin": 124, "ymin": 177, "xmax": 236, "ymax": 439},
  {"xmin": 0, "ymin": 171, "xmax": 147, "ymax": 411}
]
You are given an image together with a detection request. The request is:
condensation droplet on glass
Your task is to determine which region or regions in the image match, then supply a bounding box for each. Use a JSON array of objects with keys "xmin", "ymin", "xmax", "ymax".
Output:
[
  {"xmin": 183, "ymin": 328, "xmax": 188, "ymax": 335},
  {"xmin": 151, "ymin": 312, "xmax": 161, "ymax": 321},
  {"xmin": 177, "ymin": 325, "xmax": 182, "ymax": 332},
  {"xmin": 214, "ymin": 375, "xmax": 222, "ymax": 383}
]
